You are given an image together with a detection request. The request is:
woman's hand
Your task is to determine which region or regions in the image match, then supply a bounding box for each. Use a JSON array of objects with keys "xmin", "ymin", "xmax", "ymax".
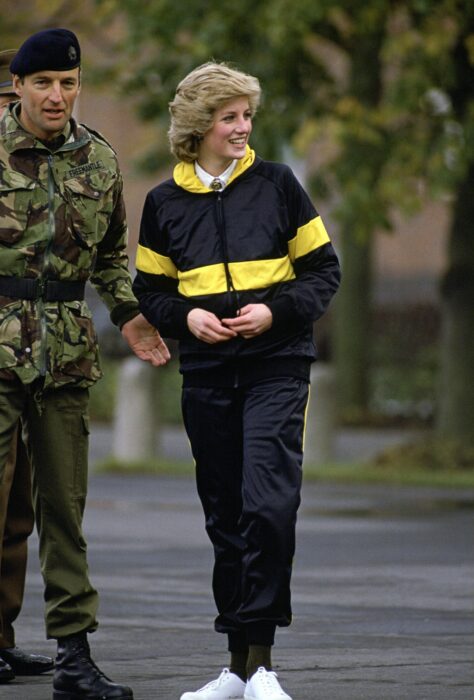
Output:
[
  {"xmin": 187, "ymin": 308, "xmax": 238, "ymax": 344},
  {"xmin": 222, "ymin": 304, "xmax": 273, "ymax": 339}
]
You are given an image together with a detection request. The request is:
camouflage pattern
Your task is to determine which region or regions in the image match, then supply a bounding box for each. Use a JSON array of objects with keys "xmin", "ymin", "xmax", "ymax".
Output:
[{"xmin": 0, "ymin": 105, "xmax": 138, "ymax": 389}]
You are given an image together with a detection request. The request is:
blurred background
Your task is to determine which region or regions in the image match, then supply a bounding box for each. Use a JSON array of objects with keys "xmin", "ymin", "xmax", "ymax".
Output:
[{"xmin": 2, "ymin": 0, "xmax": 473, "ymax": 483}]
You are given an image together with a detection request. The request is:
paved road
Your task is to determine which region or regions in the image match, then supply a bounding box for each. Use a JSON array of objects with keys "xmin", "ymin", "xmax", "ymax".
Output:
[{"xmin": 4, "ymin": 476, "xmax": 474, "ymax": 700}]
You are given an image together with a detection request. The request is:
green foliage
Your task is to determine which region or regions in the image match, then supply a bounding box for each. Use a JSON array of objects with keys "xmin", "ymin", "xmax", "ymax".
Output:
[
  {"xmin": 95, "ymin": 456, "xmax": 193, "ymax": 476},
  {"xmin": 0, "ymin": 1, "xmax": 109, "ymax": 53},
  {"xmin": 303, "ymin": 459, "xmax": 474, "ymax": 488},
  {"xmin": 89, "ymin": 357, "xmax": 183, "ymax": 424},
  {"xmin": 92, "ymin": 0, "xmax": 474, "ymax": 223},
  {"xmin": 370, "ymin": 361, "xmax": 437, "ymax": 423},
  {"xmin": 93, "ymin": 0, "xmax": 337, "ymax": 160},
  {"xmin": 96, "ymin": 454, "xmax": 474, "ymax": 488},
  {"xmin": 89, "ymin": 356, "xmax": 119, "ymax": 422},
  {"xmin": 381, "ymin": 3, "xmax": 474, "ymax": 197},
  {"xmin": 374, "ymin": 438, "xmax": 474, "ymax": 473},
  {"xmin": 156, "ymin": 359, "xmax": 183, "ymax": 424}
]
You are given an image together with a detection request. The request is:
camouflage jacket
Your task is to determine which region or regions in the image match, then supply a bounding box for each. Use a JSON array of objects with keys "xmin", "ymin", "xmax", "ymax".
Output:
[{"xmin": 0, "ymin": 105, "xmax": 139, "ymax": 389}]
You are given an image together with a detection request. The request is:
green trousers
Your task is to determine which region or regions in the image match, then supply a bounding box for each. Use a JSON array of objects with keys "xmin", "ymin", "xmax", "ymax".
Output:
[
  {"xmin": 0, "ymin": 428, "xmax": 35, "ymax": 648},
  {"xmin": 0, "ymin": 378, "xmax": 98, "ymax": 639}
]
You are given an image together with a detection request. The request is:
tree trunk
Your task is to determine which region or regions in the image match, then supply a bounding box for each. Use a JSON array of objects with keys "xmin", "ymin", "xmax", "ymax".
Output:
[
  {"xmin": 436, "ymin": 164, "xmax": 474, "ymax": 444},
  {"xmin": 334, "ymin": 226, "xmax": 373, "ymax": 417},
  {"xmin": 333, "ymin": 35, "xmax": 382, "ymax": 419}
]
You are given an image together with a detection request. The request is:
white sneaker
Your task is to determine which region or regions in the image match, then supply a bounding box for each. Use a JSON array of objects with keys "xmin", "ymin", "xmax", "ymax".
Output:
[
  {"xmin": 244, "ymin": 667, "xmax": 292, "ymax": 700},
  {"xmin": 180, "ymin": 668, "xmax": 246, "ymax": 700}
]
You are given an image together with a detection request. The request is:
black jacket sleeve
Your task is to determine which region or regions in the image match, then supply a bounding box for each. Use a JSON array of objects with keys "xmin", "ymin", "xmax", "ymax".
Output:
[
  {"xmin": 132, "ymin": 192, "xmax": 194, "ymax": 340},
  {"xmin": 266, "ymin": 167, "xmax": 341, "ymax": 331}
]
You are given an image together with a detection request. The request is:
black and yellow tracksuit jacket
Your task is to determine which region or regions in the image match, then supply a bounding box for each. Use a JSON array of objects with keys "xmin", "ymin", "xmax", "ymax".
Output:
[{"xmin": 133, "ymin": 147, "xmax": 340, "ymax": 386}]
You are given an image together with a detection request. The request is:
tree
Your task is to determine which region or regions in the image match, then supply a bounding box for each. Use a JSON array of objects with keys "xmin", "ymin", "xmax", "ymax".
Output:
[
  {"xmin": 0, "ymin": 0, "xmax": 111, "ymax": 69},
  {"xmin": 383, "ymin": 2, "xmax": 474, "ymax": 443}
]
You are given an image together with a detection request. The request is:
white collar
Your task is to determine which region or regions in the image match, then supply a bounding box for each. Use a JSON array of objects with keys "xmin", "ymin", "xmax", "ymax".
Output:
[{"xmin": 194, "ymin": 159, "xmax": 237, "ymax": 191}]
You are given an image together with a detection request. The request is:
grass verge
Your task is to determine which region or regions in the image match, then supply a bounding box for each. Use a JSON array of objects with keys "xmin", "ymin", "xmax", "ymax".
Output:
[
  {"xmin": 94, "ymin": 457, "xmax": 194, "ymax": 477},
  {"xmin": 95, "ymin": 455, "xmax": 474, "ymax": 489},
  {"xmin": 303, "ymin": 461, "xmax": 474, "ymax": 488}
]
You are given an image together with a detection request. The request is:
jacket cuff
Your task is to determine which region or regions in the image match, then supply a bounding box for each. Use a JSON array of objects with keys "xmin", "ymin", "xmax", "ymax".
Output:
[{"xmin": 110, "ymin": 301, "xmax": 140, "ymax": 329}]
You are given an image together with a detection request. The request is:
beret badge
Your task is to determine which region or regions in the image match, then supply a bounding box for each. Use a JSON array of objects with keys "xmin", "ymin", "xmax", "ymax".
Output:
[{"xmin": 10, "ymin": 28, "xmax": 81, "ymax": 76}]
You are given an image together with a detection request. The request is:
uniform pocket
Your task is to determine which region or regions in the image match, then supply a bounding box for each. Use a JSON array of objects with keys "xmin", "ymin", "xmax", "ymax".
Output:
[
  {"xmin": 63, "ymin": 172, "xmax": 117, "ymax": 249},
  {"xmin": 53, "ymin": 301, "xmax": 101, "ymax": 384},
  {"xmin": 0, "ymin": 174, "xmax": 36, "ymax": 244},
  {"xmin": 0, "ymin": 299, "xmax": 24, "ymax": 368}
]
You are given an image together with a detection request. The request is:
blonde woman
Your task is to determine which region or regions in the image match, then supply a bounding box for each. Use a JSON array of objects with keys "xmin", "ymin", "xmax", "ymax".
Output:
[{"xmin": 134, "ymin": 62, "xmax": 340, "ymax": 700}]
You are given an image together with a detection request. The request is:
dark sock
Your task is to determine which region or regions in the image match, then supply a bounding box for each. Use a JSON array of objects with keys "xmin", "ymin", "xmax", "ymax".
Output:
[
  {"xmin": 230, "ymin": 650, "xmax": 248, "ymax": 682},
  {"xmin": 246, "ymin": 645, "xmax": 272, "ymax": 679}
]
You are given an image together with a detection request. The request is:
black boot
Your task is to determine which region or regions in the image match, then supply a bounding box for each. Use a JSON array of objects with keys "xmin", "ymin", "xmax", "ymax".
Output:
[
  {"xmin": 53, "ymin": 633, "xmax": 133, "ymax": 700},
  {"xmin": 0, "ymin": 645, "xmax": 54, "ymax": 675},
  {"xmin": 0, "ymin": 657, "xmax": 14, "ymax": 684}
]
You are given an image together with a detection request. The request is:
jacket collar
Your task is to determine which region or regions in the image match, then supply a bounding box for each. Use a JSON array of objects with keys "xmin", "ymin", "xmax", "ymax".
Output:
[
  {"xmin": 173, "ymin": 145, "xmax": 256, "ymax": 193},
  {"xmin": 0, "ymin": 102, "xmax": 91, "ymax": 154}
]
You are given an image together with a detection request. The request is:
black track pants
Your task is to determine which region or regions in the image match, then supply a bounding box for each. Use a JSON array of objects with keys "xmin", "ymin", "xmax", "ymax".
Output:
[{"xmin": 182, "ymin": 377, "xmax": 309, "ymax": 646}]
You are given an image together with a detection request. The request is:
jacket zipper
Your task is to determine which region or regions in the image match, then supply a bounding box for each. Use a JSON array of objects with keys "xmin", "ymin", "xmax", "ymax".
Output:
[
  {"xmin": 216, "ymin": 192, "xmax": 240, "ymax": 308},
  {"xmin": 38, "ymin": 154, "xmax": 56, "ymax": 376},
  {"xmin": 216, "ymin": 192, "xmax": 240, "ymax": 387}
]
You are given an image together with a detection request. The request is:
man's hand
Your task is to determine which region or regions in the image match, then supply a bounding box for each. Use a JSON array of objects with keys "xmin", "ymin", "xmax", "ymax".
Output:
[
  {"xmin": 222, "ymin": 304, "xmax": 273, "ymax": 339},
  {"xmin": 121, "ymin": 313, "xmax": 171, "ymax": 366},
  {"xmin": 187, "ymin": 308, "xmax": 238, "ymax": 344}
]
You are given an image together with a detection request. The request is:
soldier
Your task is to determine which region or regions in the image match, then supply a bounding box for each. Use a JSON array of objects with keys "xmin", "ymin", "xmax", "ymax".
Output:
[
  {"xmin": 0, "ymin": 48, "xmax": 54, "ymax": 685},
  {"xmin": 0, "ymin": 28, "xmax": 170, "ymax": 700}
]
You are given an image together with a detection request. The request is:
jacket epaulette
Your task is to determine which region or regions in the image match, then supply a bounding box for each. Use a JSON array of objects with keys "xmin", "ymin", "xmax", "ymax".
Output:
[{"xmin": 81, "ymin": 123, "xmax": 118, "ymax": 154}]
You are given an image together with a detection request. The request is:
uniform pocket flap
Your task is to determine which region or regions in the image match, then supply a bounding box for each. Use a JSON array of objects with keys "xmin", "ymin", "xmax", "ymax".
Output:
[
  {"xmin": 63, "ymin": 170, "xmax": 116, "ymax": 200},
  {"xmin": 0, "ymin": 171, "xmax": 36, "ymax": 192}
]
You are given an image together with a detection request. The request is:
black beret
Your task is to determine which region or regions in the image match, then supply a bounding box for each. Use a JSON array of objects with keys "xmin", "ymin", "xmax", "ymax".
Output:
[{"xmin": 10, "ymin": 28, "xmax": 81, "ymax": 77}]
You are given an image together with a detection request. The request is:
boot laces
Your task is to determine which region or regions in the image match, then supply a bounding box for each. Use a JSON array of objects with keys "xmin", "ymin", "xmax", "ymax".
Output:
[
  {"xmin": 70, "ymin": 640, "xmax": 111, "ymax": 682},
  {"xmin": 86, "ymin": 656, "xmax": 112, "ymax": 682}
]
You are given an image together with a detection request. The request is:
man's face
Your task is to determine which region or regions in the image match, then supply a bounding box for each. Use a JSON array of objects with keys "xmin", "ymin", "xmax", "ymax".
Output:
[
  {"xmin": 13, "ymin": 67, "xmax": 80, "ymax": 140},
  {"xmin": 0, "ymin": 94, "xmax": 14, "ymax": 117}
]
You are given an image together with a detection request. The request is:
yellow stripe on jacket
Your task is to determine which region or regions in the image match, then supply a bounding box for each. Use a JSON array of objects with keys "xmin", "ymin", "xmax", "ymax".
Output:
[
  {"xmin": 178, "ymin": 257, "xmax": 295, "ymax": 297},
  {"xmin": 136, "ymin": 246, "xmax": 295, "ymax": 298},
  {"xmin": 136, "ymin": 244, "xmax": 178, "ymax": 278},
  {"xmin": 288, "ymin": 216, "xmax": 330, "ymax": 262},
  {"xmin": 135, "ymin": 214, "xmax": 329, "ymax": 297}
]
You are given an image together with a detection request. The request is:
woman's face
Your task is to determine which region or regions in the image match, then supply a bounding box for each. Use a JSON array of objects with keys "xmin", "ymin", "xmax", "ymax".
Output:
[{"xmin": 198, "ymin": 95, "xmax": 252, "ymax": 174}]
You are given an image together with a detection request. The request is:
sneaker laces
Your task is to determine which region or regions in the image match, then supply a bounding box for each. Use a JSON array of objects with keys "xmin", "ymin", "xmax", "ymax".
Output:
[
  {"xmin": 196, "ymin": 668, "xmax": 233, "ymax": 691},
  {"xmin": 253, "ymin": 667, "xmax": 284, "ymax": 693}
]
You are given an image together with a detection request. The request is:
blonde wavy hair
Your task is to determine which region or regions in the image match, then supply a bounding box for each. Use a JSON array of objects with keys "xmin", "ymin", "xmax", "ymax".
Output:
[{"xmin": 168, "ymin": 61, "xmax": 261, "ymax": 163}]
